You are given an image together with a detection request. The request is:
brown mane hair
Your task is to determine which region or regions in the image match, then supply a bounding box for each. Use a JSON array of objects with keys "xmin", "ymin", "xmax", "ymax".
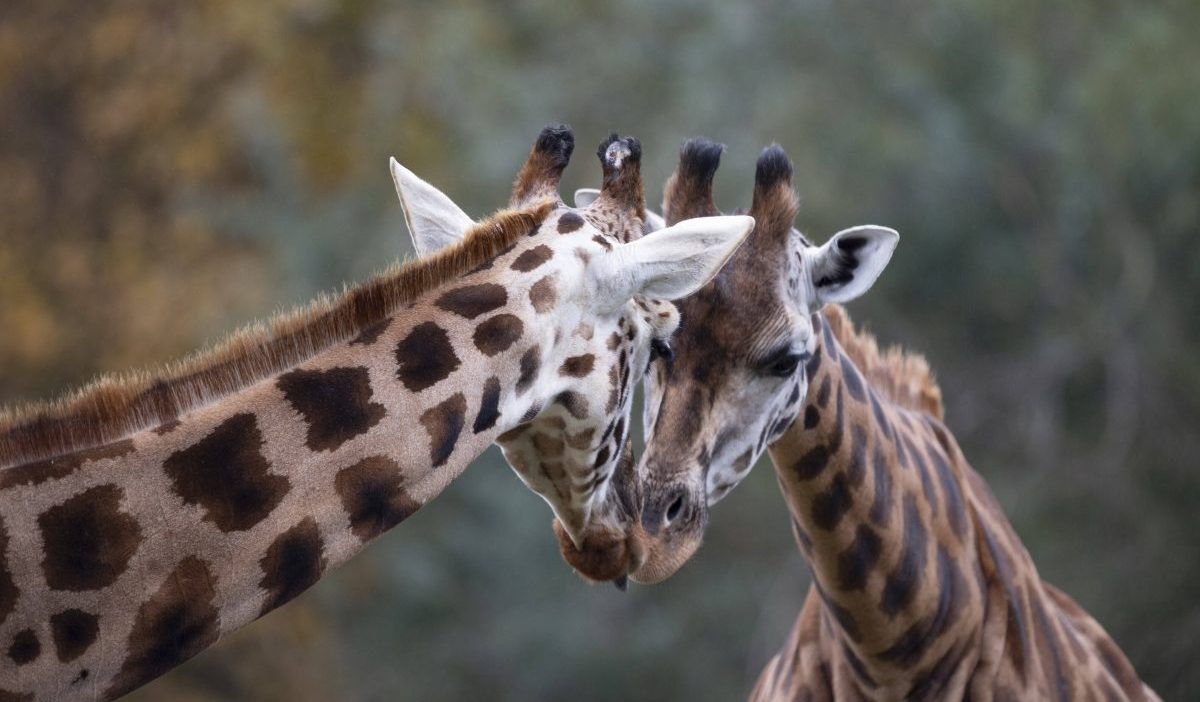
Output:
[
  {"xmin": 0, "ymin": 201, "xmax": 555, "ymax": 467},
  {"xmin": 823, "ymin": 304, "xmax": 944, "ymax": 419}
]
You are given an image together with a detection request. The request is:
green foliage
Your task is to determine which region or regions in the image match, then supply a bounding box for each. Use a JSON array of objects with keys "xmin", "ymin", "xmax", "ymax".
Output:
[{"xmin": 2, "ymin": 0, "xmax": 1196, "ymax": 698}]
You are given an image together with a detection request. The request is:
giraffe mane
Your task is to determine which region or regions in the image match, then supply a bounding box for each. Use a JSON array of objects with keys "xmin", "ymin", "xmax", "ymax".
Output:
[
  {"xmin": 823, "ymin": 304, "xmax": 944, "ymax": 419},
  {"xmin": 0, "ymin": 200, "xmax": 555, "ymax": 468}
]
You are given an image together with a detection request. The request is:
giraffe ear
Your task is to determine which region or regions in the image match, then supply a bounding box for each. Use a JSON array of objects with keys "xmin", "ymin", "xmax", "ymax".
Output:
[
  {"xmin": 808, "ymin": 225, "xmax": 899, "ymax": 306},
  {"xmin": 594, "ymin": 215, "xmax": 755, "ymax": 304},
  {"xmin": 576, "ymin": 187, "xmax": 665, "ymax": 234},
  {"xmin": 390, "ymin": 158, "xmax": 475, "ymax": 257}
]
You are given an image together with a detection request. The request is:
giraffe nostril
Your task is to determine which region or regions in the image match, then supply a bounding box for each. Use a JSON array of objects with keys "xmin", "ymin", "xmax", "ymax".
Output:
[{"xmin": 665, "ymin": 495, "xmax": 685, "ymax": 525}]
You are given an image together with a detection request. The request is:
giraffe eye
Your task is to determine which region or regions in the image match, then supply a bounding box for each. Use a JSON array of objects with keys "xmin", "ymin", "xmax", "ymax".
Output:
[{"xmin": 760, "ymin": 348, "xmax": 804, "ymax": 378}]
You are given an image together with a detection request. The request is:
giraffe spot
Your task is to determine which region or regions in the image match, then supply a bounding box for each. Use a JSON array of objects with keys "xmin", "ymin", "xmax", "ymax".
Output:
[
  {"xmin": 277, "ymin": 366, "xmax": 386, "ymax": 452},
  {"xmin": 395, "ymin": 322, "xmax": 461, "ymax": 392},
  {"xmin": 805, "ymin": 344, "xmax": 823, "ymax": 378},
  {"xmin": 792, "ymin": 445, "xmax": 830, "ymax": 481},
  {"xmin": 837, "ymin": 525, "xmax": 882, "ymax": 592},
  {"xmin": 529, "ymin": 275, "xmax": 558, "ymax": 313},
  {"xmin": 557, "ymin": 212, "xmax": 584, "ymax": 233},
  {"xmin": 164, "ymin": 413, "xmax": 289, "ymax": 533},
  {"xmin": 38, "ymin": 484, "xmax": 141, "ymax": 591},
  {"xmin": 908, "ymin": 437, "xmax": 940, "ymax": 518},
  {"xmin": 435, "ymin": 283, "xmax": 508, "ymax": 319},
  {"xmin": 559, "ymin": 354, "xmax": 595, "ymax": 378},
  {"xmin": 868, "ymin": 442, "xmax": 893, "ymax": 526},
  {"xmin": 152, "ymin": 420, "xmax": 181, "ymax": 436},
  {"xmin": 0, "ymin": 438, "xmax": 135, "ymax": 489},
  {"xmin": 846, "ymin": 425, "xmax": 868, "ymax": 487},
  {"xmin": 930, "ymin": 448, "xmax": 966, "ymax": 537},
  {"xmin": 259, "ymin": 517, "xmax": 326, "ymax": 616},
  {"xmin": 815, "ymin": 375, "xmax": 832, "ymax": 409},
  {"xmin": 516, "ymin": 345, "xmax": 541, "ymax": 395},
  {"xmin": 335, "ymin": 456, "xmax": 420, "ymax": 542},
  {"xmin": 349, "ymin": 317, "xmax": 393, "ymax": 346},
  {"xmin": 106, "ymin": 556, "xmax": 219, "ymax": 700},
  {"xmin": 811, "ymin": 473, "xmax": 852, "ymax": 530},
  {"xmin": 519, "ymin": 402, "xmax": 542, "ymax": 423},
  {"xmin": 532, "ymin": 433, "xmax": 565, "ymax": 458},
  {"xmin": 1031, "ymin": 593, "xmax": 1072, "ymax": 700},
  {"xmin": 565, "ymin": 428, "xmax": 596, "ymax": 450},
  {"xmin": 420, "ymin": 392, "xmax": 467, "ymax": 467},
  {"xmin": 881, "ymin": 495, "xmax": 928, "ymax": 617},
  {"xmin": 554, "ymin": 391, "xmax": 589, "ymax": 420},
  {"xmin": 473, "ymin": 377, "xmax": 502, "ymax": 434},
  {"xmin": 803, "ymin": 406, "xmax": 820, "ymax": 429},
  {"xmin": 840, "ymin": 351, "xmax": 867, "ymax": 403},
  {"xmin": 606, "ymin": 332, "xmax": 621, "ymax": 351},
  {"xmin": 907, "ymin": 640, "xmax": 966, "ymax": 699},
  {"xmin": 473, "ymin": 314, "xmax": 524, "ymax": 357},
  {"xmin": 0, "ymin": 517, "xmax": 15, "ymax": 627},
  {"xmin": 592, "ymin": 445, "xmax": 610, "ymax": 470},
  {"xmin": 50, "ymin": 609, "xmax": 99, "ymax": 663},
  {"xmin": 814, "ymin": 581, "xmax": 861, "ymax": 642},
  {"xmin": 7, "ymin": 629, "xmax": 38, "ymax": 665},
  {"xmin": 510, "ymin": 244, "xmax": 553, "ymax": 272},
  {"xmin": 590, "ymin": 234, "xmax": 613, "ymax": 251}
]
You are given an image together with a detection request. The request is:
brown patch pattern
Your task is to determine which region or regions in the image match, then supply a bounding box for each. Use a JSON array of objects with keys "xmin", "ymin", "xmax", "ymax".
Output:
[
  {"xmin": 38, "ymin": 484, "xmax": 141, "ymax": 591},
  {"xmin": 473, "ymin": 314, "xmax": 524, "ymax": 356},
  {"xmin": 510, "ymin": 244, "xmax": 553, "ymax": 272},
  {"xmin": 258, "ymin": 517, "xmax": 326, "ymax": 616},
  {"xmin": 335, "ymin": 456, "xmax": 421, "ymax": 542},
  {"xmin": 529, "ymin": 274, "xmax": 558, "ymax": 313},
  {"xmin": 164, "ymin": 413, "xmax": 289, "ymax": 533},
  {"xmin": 420, "ymin": 393, "xmax": 467, "ymax": 467},
  {"xmin": 395, "ymin": 322, "xmax": 461, "ymax": 392},
  {"xmin": 50, "ymin": 609, "xmax": 99, "ymax": 663},
  {"xmin": 107, "ymin": 556, "xmax": 220, "ymax": 699},
  {"xmin": 559, "ymin": 354, "xmax": 595, "ymax": 378},
  {"xmin": 277, "ymin": 366, "xmax": 386, "ymax": 452},
  {"xmin": 435, "ymin": 283, "xmax": 508, "ymax": 319}
]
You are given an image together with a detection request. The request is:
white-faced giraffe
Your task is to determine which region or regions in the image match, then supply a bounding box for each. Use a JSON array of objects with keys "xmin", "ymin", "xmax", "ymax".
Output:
[
  {"xmin": 627, "ymin": 139, "xmax": 1158, "ymax": 700},
  {"xmin": 0, "ymin": 126, "xmax": 753, "ymax": 701}
]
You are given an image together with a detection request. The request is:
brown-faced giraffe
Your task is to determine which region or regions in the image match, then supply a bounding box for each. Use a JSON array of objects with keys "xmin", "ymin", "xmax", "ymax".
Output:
[
  {"xmin": 624, "ymin": 139, "xmax": 1158, "ymax": 700},
  {"xmin": 0, "ymin": 126, "xmax": 753, "ymax": 701}
]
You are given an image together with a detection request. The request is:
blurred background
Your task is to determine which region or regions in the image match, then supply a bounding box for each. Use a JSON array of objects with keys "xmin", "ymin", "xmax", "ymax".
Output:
[{"xmin": 2, "ymin": 0, "xmax": 1197, "ymax": 699}]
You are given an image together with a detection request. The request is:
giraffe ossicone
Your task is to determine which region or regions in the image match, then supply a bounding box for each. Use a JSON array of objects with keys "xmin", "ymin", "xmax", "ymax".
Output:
[
  {"xmin": 630, "ymin": 139, "xmax": 1158, "ymax": 700},
  {"xmin": 0, "ymin": 125, "xmax": 753, "ymax": 701}
]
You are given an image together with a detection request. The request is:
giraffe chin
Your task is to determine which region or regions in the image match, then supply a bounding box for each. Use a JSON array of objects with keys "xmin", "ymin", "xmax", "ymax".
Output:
[{"xmin": 553, "ymin": 518, "xmax": 646, "ymax": 585}]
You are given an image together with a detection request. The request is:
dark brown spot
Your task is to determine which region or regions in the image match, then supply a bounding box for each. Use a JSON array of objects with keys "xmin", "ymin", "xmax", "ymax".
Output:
[
  {"xmin": 837, "ymin": 525, "xmax": 882, "ymax": 592},
  {"xmin": 0, "ymin": 517, "xmax": 15, "ymax": 627},
  {"xmin": 792, "ymin": 445, "xmax": 830, "ymax": 481},
  {"xmin": 868, "ymin": 442, "xmax": 893, "ymax": 526},
  {"xmin": 606, "ymin": 332, "xmax": 621, "ymax": 351},
  {"xmin": 511, "ymin": 244, "xmax": 553, "ymax": 272},
  {"xmin": 420, "ymin": 392, "xmax": 467, "ymax": 467},
  {"xmin": 840, "ymin": 350, "xmax": 867, "ymax": 403},
  {"xmin": 815, "ymin": 375, "xmax": 832, "ymax": 409},
  {"xmin": 590, "ymin": 234, "xmax": 613, "ymax": 251},
  {"xmin": 811, "ymin": 473, "xmax": 852, "ymax": 530},
  {"xmin": 516, "ymin": 345, "xmax": 541, "ymax": 395},
  {"xmin": 38, "ymin": 484, "xmax": 141, "ymax": 591},
  {"xmin": 164, "ymin": 413, "xmax": 289, "ymax": 533},
  {"xmin": 277, "ymin": 366, "xmax": 386, "ymax": 452},
  {"xmin": 557, "ymin": 212, "xmax": 584, "ymax": 233},
  {"xmin": 7, "ymin": 629, "xmax": 38, "ymax": 665},
  {"xmin": 0, "ymin": 438, "xmax": 135, "ymax": 489},
  {"xmin": 529, "ymin": 274, "xmax": 558, "ymax": 313},
  {"xmin": 50, "ymin": 609, "xmax": 99, "ymax": 663},
  {"xmin": 559, "ymin": 354, "xmax": 595, "ymax": 377},
  {"xmin": 555, "ymin": 391, "xmax": 589, "ymax": 420},
  {"xmin": 395, "ymin": 321, "xmax": 461, "ymax": 392},
  {"xmin": 566, "ymin": 428, "xmax": 596, "ymax": 450},
  {"xmin": 107, "ymin": 556, "xmax": 219, "ymax": 699},
  {"xmin": 881, "ymin": 495, "xmax": 928, "ymax": 616},
  {"xmin": 335, "ymin": 456, "xmax": 420, "ymax": 542},
  {"xmin": 258, "ymin": 517, "xmax": 326, "ymax": 616},
  {"xmin": 473, "ymin": 314, "xmax": 524, "ymax": 356},
  {"xmin": 473, "ymin": 377, "xmax": 502, "ymax": 434},
  {"xmin": 349, "ymin": 317, "xmax": 393, "ymax": 346},
  {"xmin": 435, "ymin": 283, "xmax": 508, "ymax": 319}
]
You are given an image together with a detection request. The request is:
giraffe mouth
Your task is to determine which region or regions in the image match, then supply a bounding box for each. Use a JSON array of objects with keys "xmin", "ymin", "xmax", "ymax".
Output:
[{"xmin": 552, "ymin": 518, "xmax": 647, "ymax": 585}]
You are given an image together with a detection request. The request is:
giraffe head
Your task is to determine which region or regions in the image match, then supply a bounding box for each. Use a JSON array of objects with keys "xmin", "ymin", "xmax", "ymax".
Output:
[
  {"xmin": 392, "ymin": 126, "xmax": 754, "ymax": 583},
  {"xmin": 629, "ymin": 140, "xmax": 898, "ymax": 583}
]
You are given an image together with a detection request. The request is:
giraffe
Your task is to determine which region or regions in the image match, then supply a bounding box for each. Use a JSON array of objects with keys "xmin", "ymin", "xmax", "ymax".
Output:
[
  {"xmin": 622, "ymin": 139, "xmax": 1158, "ymax": 700},
  {"xmin": 0, "ymin": 126, "xmax": 754, "ymax": 701}
]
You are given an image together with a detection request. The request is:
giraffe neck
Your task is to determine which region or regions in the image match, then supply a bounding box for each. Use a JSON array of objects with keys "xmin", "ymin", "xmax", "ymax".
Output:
[
  {"xmin": 0, "ymin": 295, "xmax": 536, "ymax": 700},
  {"xmin": 765, "ymin": 313, "xmax": 985, "ymax": 694}
]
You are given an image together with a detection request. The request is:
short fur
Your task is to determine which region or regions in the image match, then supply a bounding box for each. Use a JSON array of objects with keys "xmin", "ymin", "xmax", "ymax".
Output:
[
  {"xmin": 822, "ymin": 304, "xmax": 944, "ymax": 419},
  {"xmin": 0, "ymin": 202, "xmax": 555, "ymax": 467}
]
